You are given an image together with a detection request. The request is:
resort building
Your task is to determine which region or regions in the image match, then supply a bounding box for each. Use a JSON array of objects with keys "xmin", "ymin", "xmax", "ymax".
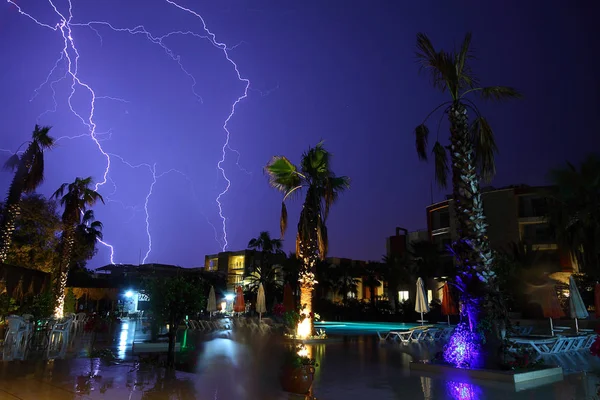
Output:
[
  {"xmin": 384, "ymin": 228, "xmax": 444, "ymax": 304},
  {"xmin": 426, "ymin": 185, "xmax": 576, "ymax": 273},
  {"xmin": 204, "ymin": 250, "xmax": 286, "ymax": 292}
]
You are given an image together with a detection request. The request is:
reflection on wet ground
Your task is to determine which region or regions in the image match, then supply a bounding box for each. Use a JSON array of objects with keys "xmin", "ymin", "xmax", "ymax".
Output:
[{"xmin": 1, "ymin": 320, "xmax": 600, "ymax": 399}]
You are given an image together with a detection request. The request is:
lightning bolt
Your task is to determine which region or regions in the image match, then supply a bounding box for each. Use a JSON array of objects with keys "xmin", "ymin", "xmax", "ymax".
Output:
[
  {"xmin": 7, "ymin": 0, "xmax": 251, "ymax": 263},
  {"xmin": 165, "ymin": 0, "xmax": 251, "ymax": 251}
]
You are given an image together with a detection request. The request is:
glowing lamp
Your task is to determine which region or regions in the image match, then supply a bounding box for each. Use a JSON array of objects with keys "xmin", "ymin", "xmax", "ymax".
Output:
[
  {"xmin": 224, "ymin": 293, "xmax": 234, "ymax": 301},
  {"xmin": 125, "ymin": 290, "xmax": 134, "ymax": 298}
]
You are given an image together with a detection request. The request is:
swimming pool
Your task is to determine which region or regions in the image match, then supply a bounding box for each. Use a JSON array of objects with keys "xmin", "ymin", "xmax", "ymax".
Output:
[{"xmin": 314, "ymin": 321, "xmax": 420, "ymax": 335}]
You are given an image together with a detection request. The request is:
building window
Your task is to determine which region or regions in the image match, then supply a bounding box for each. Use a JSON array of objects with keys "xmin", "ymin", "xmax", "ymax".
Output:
[
  {"xmin": 398, "ymin": 291, "xmax": 409, "ymax": 302},
  {"xmin": 431, "ymin": 209, "xmax": 450, "ymax": 230}
]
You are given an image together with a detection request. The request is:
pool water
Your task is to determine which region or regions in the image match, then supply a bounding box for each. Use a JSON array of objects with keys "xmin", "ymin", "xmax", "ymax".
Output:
[{"xmin": 315, "ymin": 321, "xmax": 420, "ymax": 335}]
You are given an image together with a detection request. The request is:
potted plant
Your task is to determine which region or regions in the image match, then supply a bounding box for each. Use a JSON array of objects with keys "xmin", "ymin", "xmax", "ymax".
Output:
[{"xmin": 279, "ymin": 344, "xmax": 317, "ymax": 395}]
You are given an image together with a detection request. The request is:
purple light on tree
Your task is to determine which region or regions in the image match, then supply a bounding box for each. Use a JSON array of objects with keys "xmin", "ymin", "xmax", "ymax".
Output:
[{"xmin": 443, "ymin": 322, "xmax": 482, "ymax": 369}]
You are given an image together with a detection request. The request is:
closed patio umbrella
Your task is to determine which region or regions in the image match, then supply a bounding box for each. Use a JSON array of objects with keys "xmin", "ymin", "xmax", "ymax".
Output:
[
  {"xmin": 283, "ymin": 284, "xmax": 294, "ymax": 312},
  {"xmin": 441, "ymin": 282, "xmax": 458, "ymax": 325},
  {"xmin": 415, "ymin": 278, "xmax": 430, "ymax": 325},
  {"xmin": 569, "ymin": 275, "xmax": 589, "ymax": 333},
  {"xmin": 541, "ymin": 283, "xmax": 565, "ymax": 336},
  {"xmin": 207, "ymin": 286, "xmax": 217, "ymax": 317},
  {"xmin": 233, "ymin": 286, "xmax": 245, "ymax": 315},
  {"xmin": 256, "ymin": 283, "xmax": 267, "ymax": 320}
]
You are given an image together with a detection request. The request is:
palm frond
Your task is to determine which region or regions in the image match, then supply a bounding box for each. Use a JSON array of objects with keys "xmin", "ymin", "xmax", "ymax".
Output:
[
  {"xmin": 416, "ymin": 33, "xmax": 452, "ymax": 93},
  {"xmin": 471, "ymin": 116, "xmax": 498, "ymax": 182},
  {"xmin": 317, "ymin": 219, "xmax": 328, "ymax": 260},
  {"xmin": 3, "ymin": 154, "xmax": 20, "ymax": 171},
  {"xmin": 415, "ymin": 124, "xmax": 430, "ymax": 160},
  {"xmin": 280, "ymin": 202, "xmax": 288, "ymax": 238},
  {"xmin": 32, "ymin": 125, "xmax": 55, "ymax": 149},
  {"xmin": 323, "ymin": 175, "xmax": 350, "ymax": 220},
  {"xmin": 51, "ymin": 183, "xmax": 69, "ymax": 201},
  {"xmin": 301, "ymin": 143, "xmax": 330, "ymax": 176},
  {"xmin": 478, "ymin": 86, "xmax": 522, "ymax": 101},
  {"xmin": 455, "ymin": 32, "xmax": 479, "ymax": 89},
  {"xmin": 89, "ymin": 220, "xmax": 103, "ymax": 231},
  {"xmin": 82, "ymin": 209, "xmax": 95, "ymax": 224},
  {"xmin": 432, "ymin": 141, "xmax": 449, "ymax": 188},
  {"xmin": 265, "ymin": 156, "xmax": 302, "ymax": 193}
]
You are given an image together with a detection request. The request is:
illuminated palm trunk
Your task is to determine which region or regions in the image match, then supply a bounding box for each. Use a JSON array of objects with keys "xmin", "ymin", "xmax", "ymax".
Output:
[
  {"xmin": 0, "ymin": 154, "xmax": 31, "ymax": 263},
  {"xmin": 0, "ymin": 204, "xmax": 20, "ymax": 263},
  {"xmin": 296, "ymin": 234, "xmax": 318, "ymax": 339},
  {"xmin": 53, "ymin": 228, "xmax": 75, "ymax": 318},
  {"xmin": 448, "ymin": 102, "xmax": 495, "ymax": 327}
]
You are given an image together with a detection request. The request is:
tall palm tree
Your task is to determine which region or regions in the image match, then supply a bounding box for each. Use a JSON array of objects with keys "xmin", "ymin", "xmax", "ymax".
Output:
[
  {"xmin": 413, "ymin": 33, "xmax": 521, "ymax": 328},
  {"xmin": 265, "ymin": 141, "xmax": 350, "ymax": 335},
  {"xmin": 0, "ymin": 125, "xmax": 55, "ymax": 262},
  {"xmin": 547, "ymin": 154, "xmax": 600, "ymax": 277},
  {"xmin": 52, "ymin": 176, "xmax": 104, "ymax": 317}
]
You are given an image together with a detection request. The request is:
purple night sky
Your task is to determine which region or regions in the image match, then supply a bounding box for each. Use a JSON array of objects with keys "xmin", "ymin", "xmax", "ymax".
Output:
[{"xmin": 1, "ymin": 1, "xmax": 599, "ymax": 269}]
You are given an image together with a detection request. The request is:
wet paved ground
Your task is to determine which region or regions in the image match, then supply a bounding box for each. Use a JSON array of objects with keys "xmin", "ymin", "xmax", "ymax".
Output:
[{"xmin": 1, "ymin": 320, "xmax": 600, "ymax": 399}]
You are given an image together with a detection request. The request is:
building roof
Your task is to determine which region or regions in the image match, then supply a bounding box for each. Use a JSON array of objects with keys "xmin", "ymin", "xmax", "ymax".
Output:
[{"xmin": 96, "ymin": 263, "xmax": 183, "ymax": 272}]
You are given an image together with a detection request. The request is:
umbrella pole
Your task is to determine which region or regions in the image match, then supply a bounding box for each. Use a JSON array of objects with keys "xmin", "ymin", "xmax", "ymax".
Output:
[
  {"xmin": 447, "ymin": 315, "xmax": 450, "ymax": 325},
  {"xmin": 575, "ymin": 318, "xmax": 579, "ymax": 334},
  {"xmin": 420, "ymin": 312, "xmax": 424, "ymax": 325},
  {"xmin": 550, "ymin": 317, "xmax": 554, "ymax": 336}
]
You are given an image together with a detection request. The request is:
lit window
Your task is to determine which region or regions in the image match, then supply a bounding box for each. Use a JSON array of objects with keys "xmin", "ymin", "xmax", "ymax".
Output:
[
  {"xmin": 427, "ymin": 290, "xmax": 433, "ymax": 302},
  {"xmin": 398, "ymin": 291, "xmax": 409, "ymax": 302}
]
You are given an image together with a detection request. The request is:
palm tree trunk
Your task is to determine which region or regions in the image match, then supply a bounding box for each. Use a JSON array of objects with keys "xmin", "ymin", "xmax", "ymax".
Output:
[
  {"xmin": 0, "ymin": 203, "xmax": 21, "ymax": 263},
  {"xmin": 0, "ymin": 161, "xmax": 29, "ymax": 263},
  {"xmin": 448, "ymin": 102, "xmax": 495, "ymax": 327},
  {"xmin": 297, "ymin": 237, "xmax": 318, "ymax": 338},
  {"xmin": 53, "ymin": 228, "xmax": 75, "ymax": 318}
]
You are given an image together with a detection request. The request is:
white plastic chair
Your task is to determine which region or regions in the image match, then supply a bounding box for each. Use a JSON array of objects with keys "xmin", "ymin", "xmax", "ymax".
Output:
[
  {"xmin": 46, "ymin": 318, "xmax": 73, "ymax": 359},
  {"xmin": 72, "ymin": 313, "xmax": 87, "ymax": 334},
  {"xmin": 21, "ymin": 314, "xmax": 34, "ymax": 323},
  {"xmin": 3, "ymin": 316, "xmax": 31, "ymax": 360}
]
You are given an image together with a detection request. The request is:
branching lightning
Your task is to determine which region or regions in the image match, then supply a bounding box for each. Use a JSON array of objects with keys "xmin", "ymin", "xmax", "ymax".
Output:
[
  {"xmin": 165, "ymin": 0, "xmax": 251, "ymax": 251},
  {"xmin": 6, "ymin": 0, "xmax": 251, "ymax": 264}
]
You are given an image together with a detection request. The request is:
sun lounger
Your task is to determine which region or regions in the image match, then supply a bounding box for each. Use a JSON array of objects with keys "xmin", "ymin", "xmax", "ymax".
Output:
[{"xmin": 508, "ymin": 334, "xmax": 590, "ymax": 355}]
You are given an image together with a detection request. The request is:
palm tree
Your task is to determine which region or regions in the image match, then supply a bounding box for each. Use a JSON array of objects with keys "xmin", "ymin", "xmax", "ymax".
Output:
[
  {"xmin": 52, "ymin": 176, "xmax": 104, "ymax": 317},
  {"xmin": 381, "ymin": 254, "xmax": 409, "ymax": 313},
  {"xmin": 547, "ymin": 154, "xmax": 600, "ymax": 278},
  {"xmin": 265, "ymin": 141, "xmax": 350, "ymax": 335},
  {"xmin": 0, "ymin": 125, "xmax": 55, "ymax": 262},
  {"xmin": 362, "ymin": 262, "xmax": 382, "ymax": 304},
  {"xmin": 333, "ymin": 260, "xmax": 360, "ymax": 304},
  {"xmin": 413, "ymin": 33, "xmax": 521, "ymax": 328},
  {"xmin": 248, "ymin": 231, "xmax": 283, "ymax": 254},
  {"xmin": 70, "ymin": 209, "xmax": 103, "ymax": 270},
  {"xmin": 246, "ymin": 231, "xmax": 284, "ymax": 309}
]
